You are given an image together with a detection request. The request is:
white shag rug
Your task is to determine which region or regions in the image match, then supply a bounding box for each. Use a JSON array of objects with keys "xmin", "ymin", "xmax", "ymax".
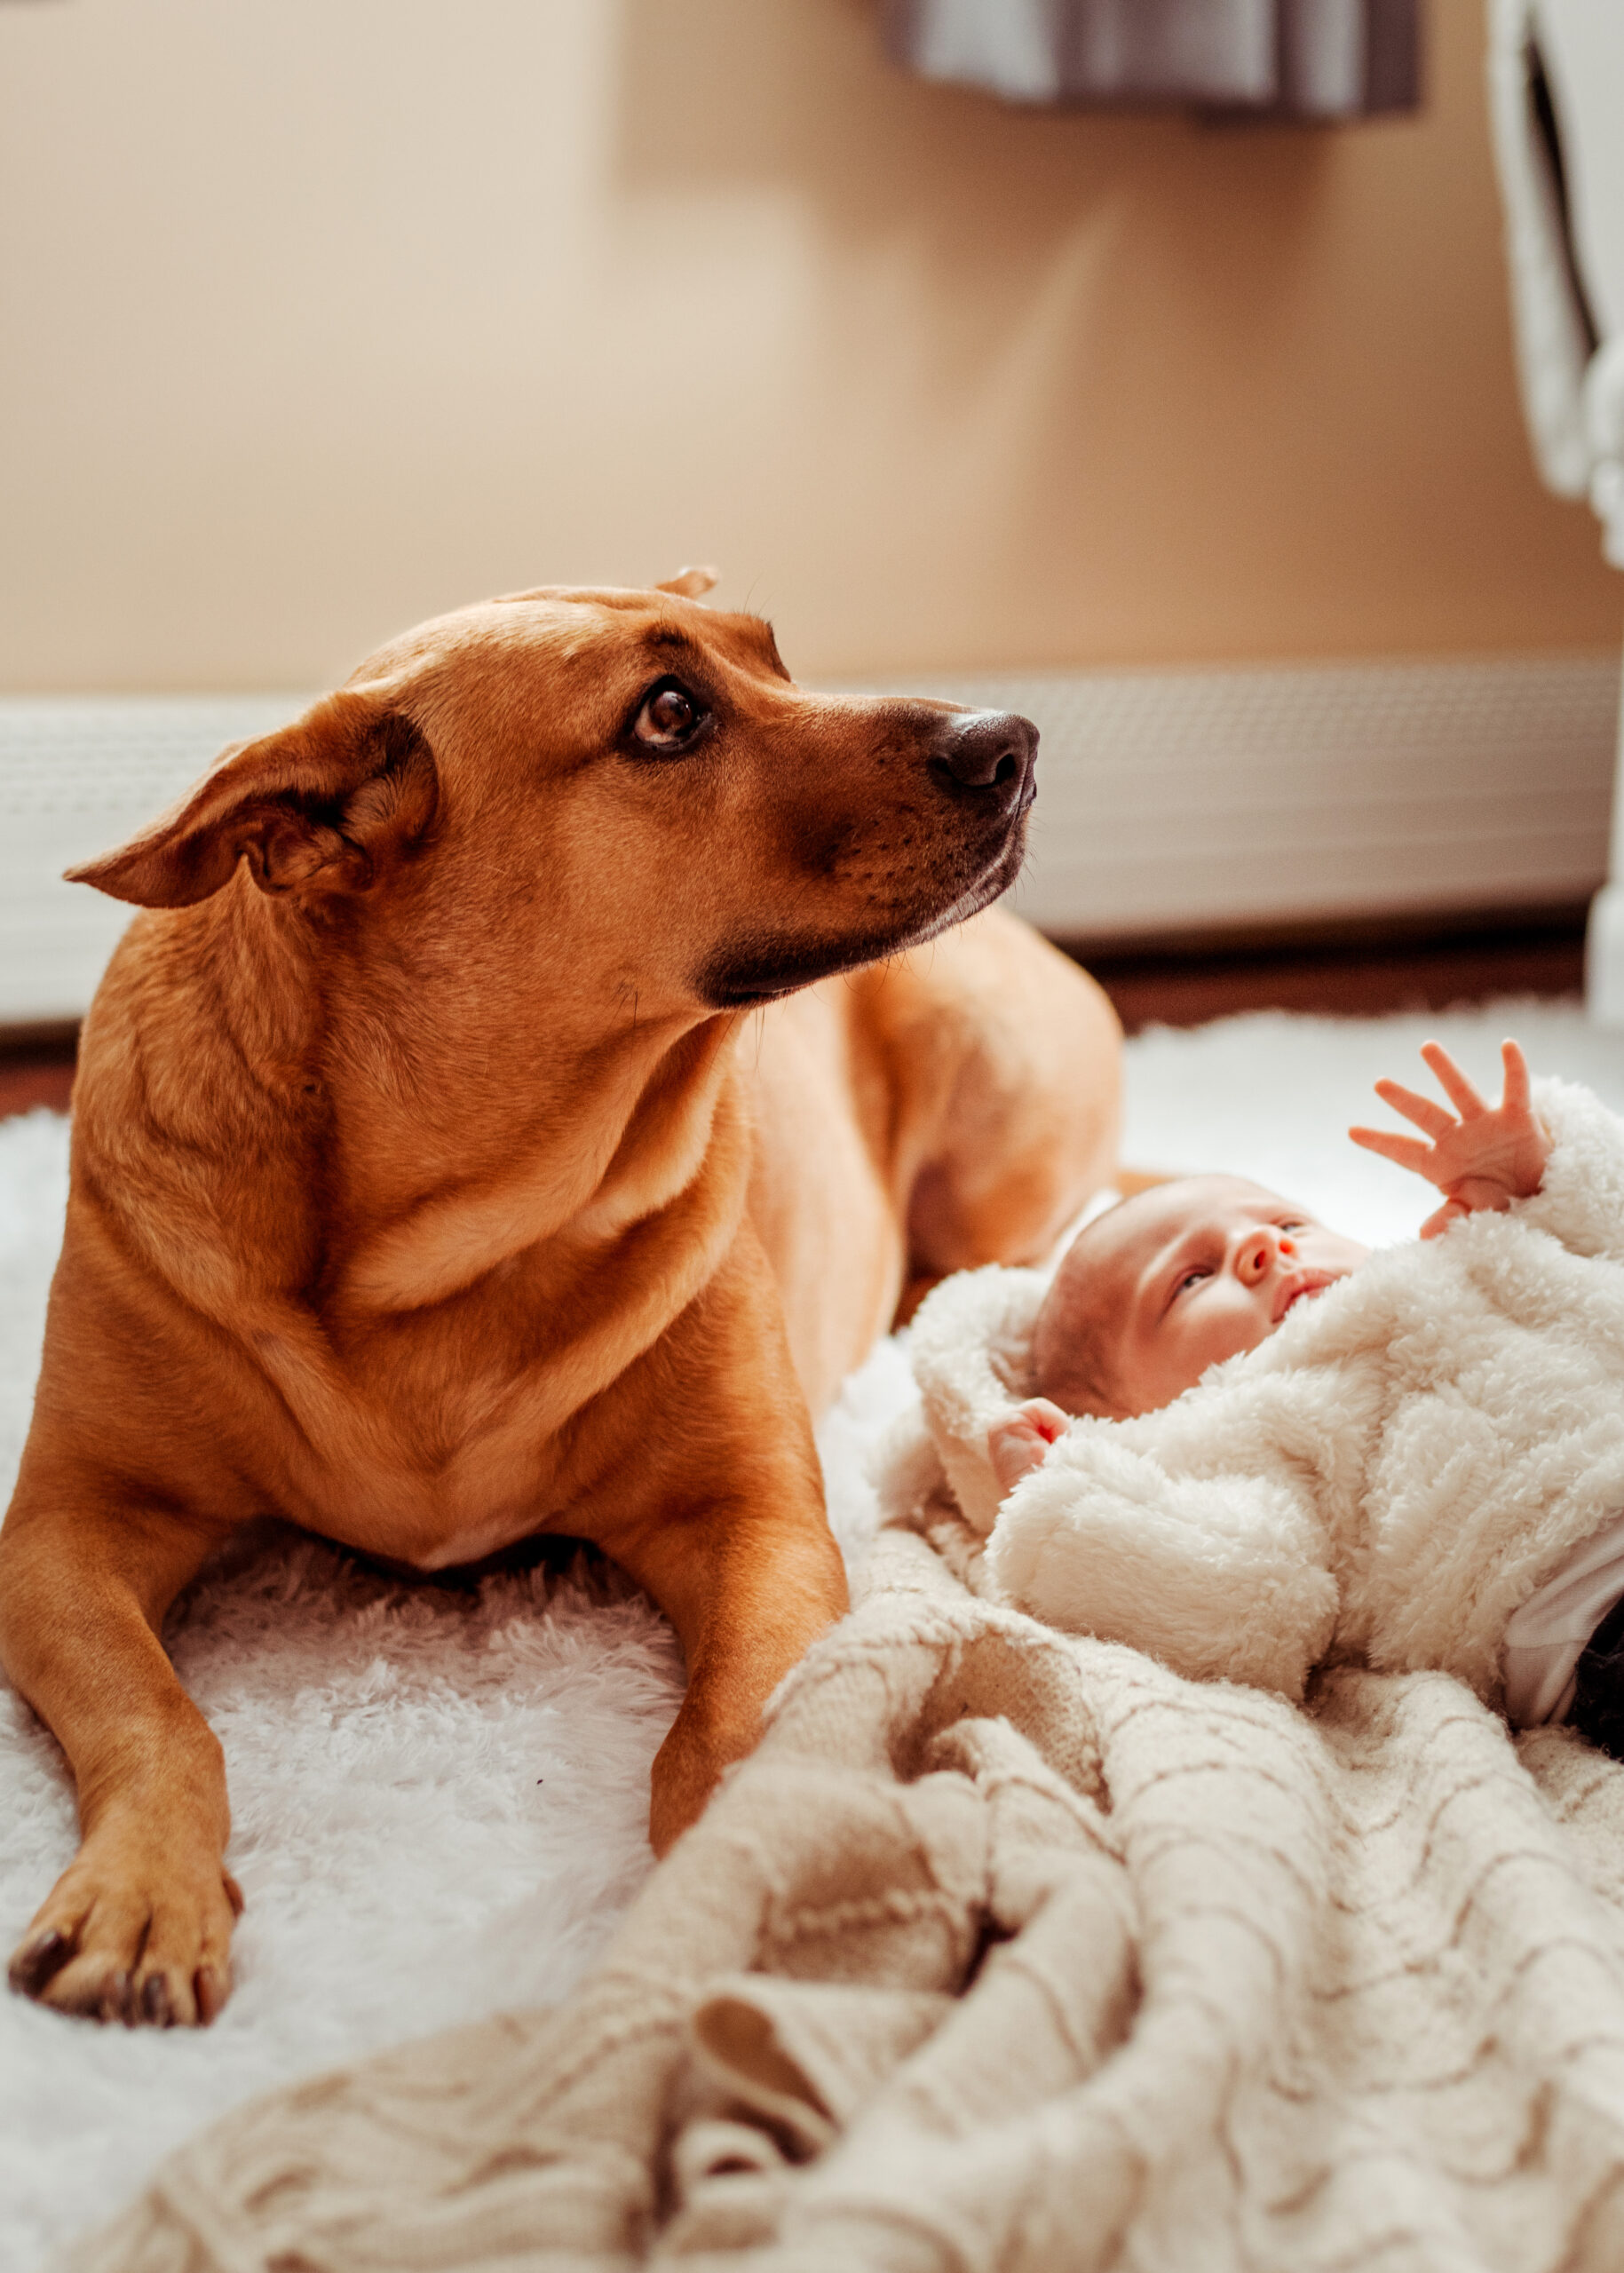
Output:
[{"xmin": 5, "ymin": 998, "xmax": 1624, "ymax": 2272}]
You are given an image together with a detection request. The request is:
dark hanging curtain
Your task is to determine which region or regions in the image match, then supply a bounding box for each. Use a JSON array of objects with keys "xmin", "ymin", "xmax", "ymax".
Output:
[{"xmin": 882, "ymin": 0, "xmax": 1422, "ymax": 118}]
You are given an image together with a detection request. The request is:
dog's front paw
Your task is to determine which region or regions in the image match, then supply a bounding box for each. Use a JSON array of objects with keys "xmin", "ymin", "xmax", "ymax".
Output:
[{"xmin": 8, "ymin": 1831, "xmax": 243, "ymax": 2026}]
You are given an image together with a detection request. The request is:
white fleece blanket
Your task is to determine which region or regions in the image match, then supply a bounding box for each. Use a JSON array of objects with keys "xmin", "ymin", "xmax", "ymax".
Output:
[
  {"xmin": 7, "ymin": 1001, "xmax": 1624, "ymax": 2272},
  {"xmin": 913, "ymin": 1075, "xmax": 1624, "ymax": 1715}
]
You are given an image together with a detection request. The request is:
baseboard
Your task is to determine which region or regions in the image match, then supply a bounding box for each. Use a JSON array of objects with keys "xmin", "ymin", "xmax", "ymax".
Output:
[{"xmin": 1, "ymin": 653, "xmax": 1618, "ymax": 1025}]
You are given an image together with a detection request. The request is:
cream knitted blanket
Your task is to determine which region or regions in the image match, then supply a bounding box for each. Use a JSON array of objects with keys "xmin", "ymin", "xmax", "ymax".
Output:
[{"xmin": 58, "ymin": 1506, "xmax": 1624, "ymax": 2273}]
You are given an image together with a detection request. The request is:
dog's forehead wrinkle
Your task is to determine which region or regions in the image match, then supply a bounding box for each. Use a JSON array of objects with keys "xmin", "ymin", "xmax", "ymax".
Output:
[
  {"xmin": 644, "ymin": 623, "xmax": 702, "ymax": 661},
  {"xmin": 351, "ymin": 602, "xmax": 811, "ymax": 759},
  {"xmin": 635, "ymin": 616, "xmax": 792, "ymax": 699}
]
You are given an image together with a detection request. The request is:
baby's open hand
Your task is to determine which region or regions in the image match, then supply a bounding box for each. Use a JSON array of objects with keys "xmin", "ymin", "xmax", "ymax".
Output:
[
  {"xmin": 988, "ymin": 1399, "xmax": 1070, "ymax": 1492},
  {"xmin": 1349, "ymin": 1039, "xmax": 1550, "ymax": 1239}
]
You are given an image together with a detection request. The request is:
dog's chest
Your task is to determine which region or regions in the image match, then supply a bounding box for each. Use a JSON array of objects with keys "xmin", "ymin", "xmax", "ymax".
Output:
[
  {"xmin": 246, "ymin": 1289, "xmax": 592, "ymax": 1568},
  {"xmin": 297, "ymin": 1405, "xmax": 578, "ymax": 1572}
]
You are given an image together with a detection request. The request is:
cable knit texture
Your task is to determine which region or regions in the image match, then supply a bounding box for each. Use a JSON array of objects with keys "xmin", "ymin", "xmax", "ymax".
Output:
[
  {"xmin": 52, "ymin": 1510, "xmax": 1624, "ymax": 2273},
  {"xmin": 908, "ymin": 1078, "xmax": 1624, "ymax": 1709}
]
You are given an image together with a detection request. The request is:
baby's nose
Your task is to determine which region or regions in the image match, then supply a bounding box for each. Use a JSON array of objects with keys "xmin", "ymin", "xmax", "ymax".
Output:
[{"xmin": 1237, "ymin": 1228, "xmax": 1281, "ymax": 1284}]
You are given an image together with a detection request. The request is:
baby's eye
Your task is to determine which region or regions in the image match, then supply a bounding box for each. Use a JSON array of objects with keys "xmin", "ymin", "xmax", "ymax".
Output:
[{"xmin": 1174, "ymin": 1267, "xmax": 1210, "ymax": 1296}]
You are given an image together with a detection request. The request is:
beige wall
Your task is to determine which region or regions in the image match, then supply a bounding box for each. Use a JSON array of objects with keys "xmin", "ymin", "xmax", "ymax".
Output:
[{"xmin": 0, "ymin": 0, "xmax": 1617, "ymax": 693}]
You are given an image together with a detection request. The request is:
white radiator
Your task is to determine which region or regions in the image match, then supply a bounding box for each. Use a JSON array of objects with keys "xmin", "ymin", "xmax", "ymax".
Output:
[
  {"xmin": 1, "ymin": 653, "xmax": 1617, "ymax": 1026},
  {"xmin": 904, "ymin": 651, "xmax": 1621, "ymax": 939},
  {"xmin": 0, "ymin": 697, "xmax": 310, "ymax": 1024}
]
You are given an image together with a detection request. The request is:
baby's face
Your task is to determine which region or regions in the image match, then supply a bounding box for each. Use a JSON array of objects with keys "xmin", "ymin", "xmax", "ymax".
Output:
[{"xmin": 1058, "ymin": 1176, "xmax": 1369, "ymax": 1417}]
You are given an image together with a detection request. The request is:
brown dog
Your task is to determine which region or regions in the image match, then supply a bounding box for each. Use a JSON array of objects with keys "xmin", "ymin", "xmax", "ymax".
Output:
[{"xmin": 0, "ymin": 574, "xmax": 1120, "ymax": 2026}]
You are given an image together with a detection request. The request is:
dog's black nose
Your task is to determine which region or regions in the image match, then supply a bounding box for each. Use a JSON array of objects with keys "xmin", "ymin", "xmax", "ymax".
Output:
[{"xmin": 927, "ymin": 710, "xmax": 1038, "ymax": 808}]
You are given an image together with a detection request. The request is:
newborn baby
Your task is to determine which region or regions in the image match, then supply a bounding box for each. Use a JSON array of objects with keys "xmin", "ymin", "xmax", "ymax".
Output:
[
  {"xmin": 908, "ymin": 1041, "xmax": 1624, "ymax": 1743},
  {"xmin": 989, "ymin": 1039, "xmax": 1538, "ymax": 1482}
]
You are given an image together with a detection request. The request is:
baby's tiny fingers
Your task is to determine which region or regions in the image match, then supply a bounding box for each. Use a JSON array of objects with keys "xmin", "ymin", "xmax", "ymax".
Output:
[
  {"xmin": 1420, "ymin": 1041, "xmax": 1486, "ymax": 1119},
  {"xmin": 1419, "ymin": 1196, "xmax": 1468, "ymax": 1241},
  {"xmin": 1500, "ymin": 1038, "xmax": 1531, "ymax": 1109},
  {"xmin": 1350, "ymin": 1125, "xmax": 1435, "ymax": 1171},
  {"xmin": 1372, "ymin": 1078, "xmax": 1455, "ymax": 1138}
]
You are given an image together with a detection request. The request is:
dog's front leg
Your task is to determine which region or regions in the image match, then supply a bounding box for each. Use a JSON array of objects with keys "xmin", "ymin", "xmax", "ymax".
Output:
[
  {"xmin": 583, "ymin": 1233, "xmax": 851, "ymax": 1856},
  {"xmin": 628, "ymin": 1495, "xmax": 850, "ymax": 1855},
  {"xmin": 0, "ymin": 1484, "xmax": 241, "ymax": 2025}
]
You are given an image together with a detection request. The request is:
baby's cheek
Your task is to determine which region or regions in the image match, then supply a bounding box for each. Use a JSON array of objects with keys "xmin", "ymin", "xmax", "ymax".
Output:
[{"xmin": 1200, "ymin": 1311, "xmax": 1272, "ymax": 1372}]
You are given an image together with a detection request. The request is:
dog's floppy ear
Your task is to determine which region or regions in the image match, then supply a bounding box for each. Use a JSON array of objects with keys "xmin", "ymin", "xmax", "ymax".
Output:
[
  {"xmin": 654, "ymin": 566, "xmax": 718, "ymax": 599},
  {"xmin": 67, "ymin": 694, "xmax": 439, "ymax": 909}
]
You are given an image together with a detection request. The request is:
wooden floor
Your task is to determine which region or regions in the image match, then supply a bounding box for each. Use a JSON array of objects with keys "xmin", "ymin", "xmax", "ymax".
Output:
[
  {"xmin": 0, "ymin": 1041, "xmax": 75, "ymax": 1121},
  {"xmin": 1078, "ymin": 916, "xmax": 1587, "ymax": 1037},
  {"xmin": 0, "ymin": 915, "xmax": 1590, "ymax": 1124}
]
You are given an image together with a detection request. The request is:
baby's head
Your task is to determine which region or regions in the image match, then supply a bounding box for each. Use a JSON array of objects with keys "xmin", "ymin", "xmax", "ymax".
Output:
[{"xmin": 1030, "ymin": 1176, "xmax": 1369, "ymax": 1420}]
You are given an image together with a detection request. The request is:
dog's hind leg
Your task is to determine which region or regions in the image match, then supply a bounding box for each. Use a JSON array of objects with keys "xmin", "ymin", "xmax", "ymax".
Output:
[
  {"xmin": 872, "ymin": 907, "xmax": 1123, "ymax": 1303},
  {"xmin": 0, "ymin": 1481, "xmax": 241, "ymax": 2027}
]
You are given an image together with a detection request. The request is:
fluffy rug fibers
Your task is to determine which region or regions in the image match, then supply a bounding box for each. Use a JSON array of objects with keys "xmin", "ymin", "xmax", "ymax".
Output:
[{"xmin": 4, "ymin": 999, "xmax": 1624, "ymax": 2270}]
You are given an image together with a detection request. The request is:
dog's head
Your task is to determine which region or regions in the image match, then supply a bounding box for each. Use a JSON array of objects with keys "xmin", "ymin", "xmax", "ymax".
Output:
[{"xmin": 71, "ymin": 576, "xmax": 1039, "ymax": 1021}]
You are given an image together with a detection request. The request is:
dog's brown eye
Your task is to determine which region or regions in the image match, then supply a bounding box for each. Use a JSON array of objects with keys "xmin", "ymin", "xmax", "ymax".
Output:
[{"xmin": 633, "ymin": 680, "xmax": 707, "ymax": 754}]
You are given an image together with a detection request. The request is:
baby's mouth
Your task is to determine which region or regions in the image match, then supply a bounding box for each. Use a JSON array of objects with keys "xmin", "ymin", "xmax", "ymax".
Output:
[{"xmin": 1274, "ymin": 1270, "xmax": 1336, "ymax": 1324}]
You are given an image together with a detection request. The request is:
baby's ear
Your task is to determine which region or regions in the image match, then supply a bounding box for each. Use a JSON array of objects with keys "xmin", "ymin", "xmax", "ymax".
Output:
[{"xmin": 66, "ymin": 696, "xmax": 438, "ymax": 908}]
